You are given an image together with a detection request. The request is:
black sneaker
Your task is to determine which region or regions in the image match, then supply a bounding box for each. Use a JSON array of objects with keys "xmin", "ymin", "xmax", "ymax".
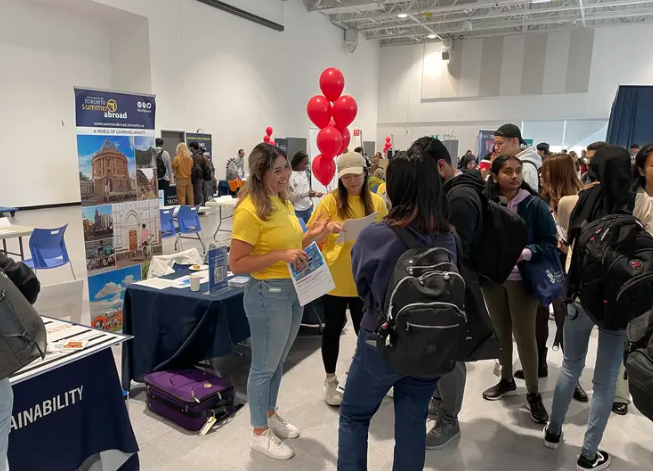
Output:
[
  {"xmin": 543, "ymin": 424, "xmax": 563, "ymax": 449},
  {"xmin": 577, "ymin": 451, "xmax": 612, "ymax": 471},
  {"xmin": 526, "ymin": 392, "xmax": 549, "ymax": 424},
  {"xmin": 482, "ymin": 379, "xmax": 517, "ymax": 401},
  {"xmin": 514, "ymin": 365, "xmax": 548, "ymax": 380}
]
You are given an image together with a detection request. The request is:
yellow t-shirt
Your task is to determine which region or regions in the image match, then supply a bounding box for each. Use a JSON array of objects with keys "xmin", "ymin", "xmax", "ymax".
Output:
[
  {"xmin": 309, "ymin": 192, "xmax": 388, "ymax": 297},
  {"xmin": 377, "ymin": 182, "xmax": 387, "ymax": 198},
  {"xmin": 231, "ymin": 195, "xmax": 303, "ymax": 280}
]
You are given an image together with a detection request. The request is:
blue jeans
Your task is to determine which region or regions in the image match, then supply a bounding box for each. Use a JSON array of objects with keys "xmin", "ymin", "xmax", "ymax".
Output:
[
  {"xmin": 549, "ymin": 302, "xmax": 626, "ymax": 458},
  {"xmin": 338, "ymin": 330, "xmax": 438, "ymax": 471},
  {"xmin": 294, "ymin": 207, "xmax": 313, "ymax": 226},
  {"xmin": 0, "ymin": 378, "xmax": 12, "ymax": 471},
  {"xmin": 244, "ymin": 278, "xmax": 303, "ymax": 428}
]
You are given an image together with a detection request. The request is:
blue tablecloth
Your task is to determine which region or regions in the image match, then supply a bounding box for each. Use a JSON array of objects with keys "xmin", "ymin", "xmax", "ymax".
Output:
[
  {"xmin": 9, "ymin": 348, "xmax": 139, "ymax": 471},
  {"xmin": 121, "ymin": 266, "xmax": 250, "ymax": 390}
]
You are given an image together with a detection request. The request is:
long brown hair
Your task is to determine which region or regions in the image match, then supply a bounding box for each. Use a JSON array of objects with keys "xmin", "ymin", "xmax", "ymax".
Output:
[
  {"xmin": 540, "ymin": 153, "xmax": 584, "ymax": 210},
  {"xmin": 238, "ymin": 143, "xmax": 290, "ymax": 221},
  {"xmin": 335, "ymin": 171, "xmax": 375, "ymax": 220}
]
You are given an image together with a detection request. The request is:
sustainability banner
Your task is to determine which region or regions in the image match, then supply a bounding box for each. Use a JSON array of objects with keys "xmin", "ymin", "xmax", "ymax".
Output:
[{"xmin": 74, "ymin": 88, "xmax": 160, "ymax": 332}]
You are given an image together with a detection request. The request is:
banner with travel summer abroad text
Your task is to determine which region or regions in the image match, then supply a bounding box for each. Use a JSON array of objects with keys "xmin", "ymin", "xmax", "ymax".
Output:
[{"xmin": 74, "ymin": 88, "xmax": 161, "ymax": 332}]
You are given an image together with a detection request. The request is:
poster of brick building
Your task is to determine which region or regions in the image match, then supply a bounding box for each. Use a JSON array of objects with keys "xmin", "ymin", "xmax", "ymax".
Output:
[{"xmin": 75, "ymin": 88, "xmax": 158, "ymax": 331}]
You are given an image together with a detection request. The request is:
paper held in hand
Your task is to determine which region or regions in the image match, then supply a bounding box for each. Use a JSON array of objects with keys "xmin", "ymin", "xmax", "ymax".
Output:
[
  {"xmin": 335, "ymin": 212, "xmax": 377, "ymax": 244},
  {"xmin": 287, "ymin": 242, "xmax": 335, "ymax": 306}
]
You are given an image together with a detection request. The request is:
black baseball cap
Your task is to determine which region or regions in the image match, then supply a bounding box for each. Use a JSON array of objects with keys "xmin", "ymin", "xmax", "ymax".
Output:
[{"xmin": 495, "ymin": 124, "xmax": 526, "ymax": 145}]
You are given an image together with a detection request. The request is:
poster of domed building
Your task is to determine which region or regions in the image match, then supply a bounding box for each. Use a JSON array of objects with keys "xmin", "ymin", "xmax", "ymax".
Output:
[
  {"xmin": 75, "ymin": 88, "xmax": 158, "ymax": 332},
  {"xmin": 77, "ymin": 135, "xmax": 138, "ymax": 206}
]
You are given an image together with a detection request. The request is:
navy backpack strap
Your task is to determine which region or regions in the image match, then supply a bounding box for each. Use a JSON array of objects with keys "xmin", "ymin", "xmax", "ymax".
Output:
[{"xmin": 385, "ymin": 223, "xmax": 423, "ymax": 250}]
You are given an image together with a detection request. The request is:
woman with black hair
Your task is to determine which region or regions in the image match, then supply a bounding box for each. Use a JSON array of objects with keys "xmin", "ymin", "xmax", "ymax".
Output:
[
  {"xmin": 289, "ymin": 151, "xmax": 322, "ymax": 222},
  {"xmin": 309, "ymin": 152, "xmax": 387, "ymax": 406},
  {"xmin": 481, "ymin": 155, "xmax": 556, "ymax": 425},
  {"xmin": 544, "ymin": 146, "xmax": 646, "ymax": 470},
  {"xmin": 338, "ymin": 147, "xmax": 455, "ymax": 471}
]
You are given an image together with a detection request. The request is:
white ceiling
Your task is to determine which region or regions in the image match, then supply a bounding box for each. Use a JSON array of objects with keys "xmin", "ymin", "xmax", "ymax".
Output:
[{"xmin": 305, "ymin": 0, "xmax": 653, "ymax": 45}]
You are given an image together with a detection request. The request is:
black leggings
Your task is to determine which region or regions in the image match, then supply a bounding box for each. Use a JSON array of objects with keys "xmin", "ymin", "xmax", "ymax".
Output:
[{"xmin": 321, "ymin": 295, "xmax": 364, "ymax": 374}]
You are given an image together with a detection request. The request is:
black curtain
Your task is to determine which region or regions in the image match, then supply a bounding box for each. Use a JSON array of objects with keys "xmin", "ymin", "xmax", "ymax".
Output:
[{"xmin": 606, "ymin": 85, "xmax": 653, "ymax": 148}]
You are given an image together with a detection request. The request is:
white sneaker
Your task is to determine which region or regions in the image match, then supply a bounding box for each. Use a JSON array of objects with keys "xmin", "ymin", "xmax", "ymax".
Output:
[
  {"xmin": 250, "ymin": 429, "xmax": 294, "ymax": 460},
  {"xmin": 324, "ymin": 378, "xmax": 343, "ymax": 406},
  {"xmin": 268, "ymin": 410, "xmax": 300, "ymax": 439}
]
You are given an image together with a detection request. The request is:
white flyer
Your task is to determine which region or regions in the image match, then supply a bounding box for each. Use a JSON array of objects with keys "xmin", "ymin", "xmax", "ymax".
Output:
[
  {"xmin": 287, "ymin": 242, "xmax": 335, "ymax": 306},
  {"xmin": 335, "ymin": 212, "xmax": 377, "ymax": 244}
]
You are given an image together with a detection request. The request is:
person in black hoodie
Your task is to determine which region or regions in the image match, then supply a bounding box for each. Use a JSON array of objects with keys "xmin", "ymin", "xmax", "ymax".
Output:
[
  {"xmin": 410, "ymin": 137, "xmax": 496, "ymax": 450},
  {"xmin": 0, "ymin": 253, "xmax": 40, "ymax": 470},
  {"xmin": 339, "ymin": 147, "xmax": 456, "ymax": 471},
  {"xmin": 189, "ymin": 141, "xmax": 210, "ymax": 206}
]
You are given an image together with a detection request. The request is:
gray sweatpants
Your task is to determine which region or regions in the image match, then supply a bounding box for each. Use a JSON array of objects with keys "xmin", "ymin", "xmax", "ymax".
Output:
[{"xmin": 433, "ymin": 361, "xmax": 467, "ymax": 424}]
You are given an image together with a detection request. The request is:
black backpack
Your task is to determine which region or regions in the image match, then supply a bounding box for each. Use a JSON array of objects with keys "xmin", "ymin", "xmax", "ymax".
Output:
[
  {"xmin": 156, "ymin": 150, "xmax": 167, "ymax": 179},
  {"xmin": 376, "ymin": 226, "xmax": 467, "ymax": 378},
  {"xmin": 449, "ymin": 184, "xmax": 527, "ymax": 284},
  {"xmin": 567, "ymin": 213, "xmax": 653, "ymax": 331},
  {"xmin": 0, "ymin": 269, "xmax": 46, "ymax": 379},
  {"xmin": 624, "ymin": 311, "xmax": 653, "ymax": 421}
]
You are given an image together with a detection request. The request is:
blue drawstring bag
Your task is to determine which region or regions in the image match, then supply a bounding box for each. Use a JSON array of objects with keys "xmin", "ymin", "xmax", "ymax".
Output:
[{"xmin": 520, "ymin": 244, "xmax": 565, "ymax": 306}]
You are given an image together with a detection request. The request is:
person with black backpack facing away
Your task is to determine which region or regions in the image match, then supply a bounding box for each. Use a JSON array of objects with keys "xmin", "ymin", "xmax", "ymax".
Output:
[
  {"xmin": 339, "ymin": 147, "xmax": 458, "ymax": 471},
  {"xmin": 481, "ymin": 155, "xmax": 557, "ymax": 425},
  {"xmin": 189, "ymin": 141, "xmax": 211, "ymax": 206},
  {"xmin": 155, "ymin": 138, "xmax": 173, "ymax": 191},
  {"xmin": 0, "ymin": 253, "xmax": 40, "ymax": 471},
  {"xmin": 544, "ymin": 146, "xmax": 653, "ymax": 470},
  {"xmin": 409, "ymin": 137, "xmax": 502, "ymax": 451}
]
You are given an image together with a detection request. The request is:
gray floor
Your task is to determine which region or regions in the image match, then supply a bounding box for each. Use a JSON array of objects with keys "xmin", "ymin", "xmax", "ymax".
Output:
[{"xmin": 7, "ymin": 206, "xmax": 653, "ymax": 470}]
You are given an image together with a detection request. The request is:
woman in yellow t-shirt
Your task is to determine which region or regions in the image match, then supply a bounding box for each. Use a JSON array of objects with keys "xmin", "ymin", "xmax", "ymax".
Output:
[
  {"xmin": 230, "ymin": 143, "xmax": 329, "ymax": 461},
  {"xmin": 308, "ymin": 152, "xmax": 388, "ymax": 406}
]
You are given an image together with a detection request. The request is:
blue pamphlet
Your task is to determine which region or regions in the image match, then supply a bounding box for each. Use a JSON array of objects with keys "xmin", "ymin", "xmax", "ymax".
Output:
[{"xmin": 208, "ymin": 247, "xmax": 228, "ymax": 294}]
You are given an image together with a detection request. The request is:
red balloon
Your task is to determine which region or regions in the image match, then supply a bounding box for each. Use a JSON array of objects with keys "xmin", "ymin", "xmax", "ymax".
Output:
[
  {"xmin": 386, "ymin": 136, "xmax": 392, "ymax": 143},
  {"xmin": 339, "ymin": 127, "xmax": 351, "ymax": 155},
  {"xmin": 317, "ymin": 126, "xmax": 343, "ymax": 160},
  {"xmin": 263, "ymin": 135, "xmax": 271, "ymax": 143},
  {"xmin": 266, "ymin": 127, "xmax": 273, "ymax": 137},
  {"xmin": 313, "ymin": 154, "xmax": 336, "ymax": 186},
  {"xmin": 307, "ymin": 96, "xmax": 332, "ymax": 129},
  {"xmin": 320, "ymin": 68, "xmax": 345, "ymax": 103},
  {"xmin": 332, "ymin": 95, "xmax": 358, "ymax": 130},
  {"xmin": 270, "ymin": 140, "xmax": 276, "ymax": 146}
]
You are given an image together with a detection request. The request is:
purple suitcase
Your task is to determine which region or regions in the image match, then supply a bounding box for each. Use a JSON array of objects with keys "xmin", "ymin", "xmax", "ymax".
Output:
[{"xmin": 144, "ymin": 369, "xmax": 234, "ymax": 432}]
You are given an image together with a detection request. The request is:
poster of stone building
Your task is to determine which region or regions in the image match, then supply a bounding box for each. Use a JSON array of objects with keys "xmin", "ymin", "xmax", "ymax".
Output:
[{"xmin": 75, "ymin": 88, "xmax": 157, "ymax": 331}]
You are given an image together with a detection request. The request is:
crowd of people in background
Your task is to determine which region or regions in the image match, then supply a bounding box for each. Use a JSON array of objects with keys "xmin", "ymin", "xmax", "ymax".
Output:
[{"xmin": 228, "ymin": 124, "xmax": 653, "ymax": 471}]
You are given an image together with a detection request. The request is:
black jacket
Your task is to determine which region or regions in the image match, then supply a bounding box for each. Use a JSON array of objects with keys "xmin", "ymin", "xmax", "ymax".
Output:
[
  {"xmin": 443, "ymin": 171, "xmax": 500, "ymax": 362},
  {"xmin": 0, "ymin": 253, "xmax": 40, "ymax": 304},
  {"xmin": 443, "ymin": 170, "xmax": 485, "ymax": 264}
]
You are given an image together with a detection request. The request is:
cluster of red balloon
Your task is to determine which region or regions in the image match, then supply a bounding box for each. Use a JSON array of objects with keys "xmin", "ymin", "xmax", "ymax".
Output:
[
  {"xmin": 306, "ymin": 67, "xmax": 358, "ymax": 186},
  {"xmin": 262, "ymin": 126, "xmax": 276, "ymax": 147},
  {"xmin": 383, "ymin": 136, "xmax": 392, "ymax": 154}
]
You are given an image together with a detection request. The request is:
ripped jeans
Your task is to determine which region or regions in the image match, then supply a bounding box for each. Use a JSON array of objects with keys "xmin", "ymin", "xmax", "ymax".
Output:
[{"xmin": 244, "ymin": 278, "xmax": 303, "ymax": 428}]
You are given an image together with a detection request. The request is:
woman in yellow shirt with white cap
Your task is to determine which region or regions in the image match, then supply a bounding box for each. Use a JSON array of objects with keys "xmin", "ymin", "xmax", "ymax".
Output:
[{"xmin": 308, "ymin": 152, "xmax": 388, "ymax": 406}]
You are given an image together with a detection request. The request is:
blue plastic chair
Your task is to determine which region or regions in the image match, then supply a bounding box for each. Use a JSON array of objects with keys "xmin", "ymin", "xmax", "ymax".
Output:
[
  {"xmin": 159, "ymin": 208, "xmax": 176, "ymax": 239},
  {"xmin": 176, "ymin": 205, "xmax": 206, "ymax": 253},
  {"xmin": 23, "ymin": 224, "xmax": 76, "ymax": 280}
]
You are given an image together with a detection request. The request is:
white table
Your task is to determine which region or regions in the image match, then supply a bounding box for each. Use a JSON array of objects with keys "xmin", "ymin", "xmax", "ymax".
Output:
[
  {"xmin": 206, "ymin": 197, "xmax": 238, "ymax": 239},
  {"xmin": 0, "ymin": 224, "xmax": 34, "ymax": 259}
]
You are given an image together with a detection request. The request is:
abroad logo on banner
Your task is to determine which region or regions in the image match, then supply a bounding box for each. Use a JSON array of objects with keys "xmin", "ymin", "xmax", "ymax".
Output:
[{"xmin": 81, "ymin": 96, "xmax": 127, "ymax": 119}]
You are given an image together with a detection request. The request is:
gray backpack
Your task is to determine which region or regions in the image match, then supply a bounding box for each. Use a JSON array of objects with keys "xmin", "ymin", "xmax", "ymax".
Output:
[{"xmin": 0, "ymin": 269, "xmax": 46, "ymax": 379}]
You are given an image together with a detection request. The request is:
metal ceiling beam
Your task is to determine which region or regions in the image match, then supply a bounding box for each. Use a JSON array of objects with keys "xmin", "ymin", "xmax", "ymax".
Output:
[
  {"xmin": 355, "ymin": 0, "xmax": 653, "ymax": 32},
  {"xmin": 337, "ymin": 0, "xmax": 531, "ymax": 23},
  {"xmin": 367, "ymin": 6, "xmax": 653, "ymax": 39},
  {"xmin": 578, "ymin": 0, "xmax": 587, "ymax": 27},
  {"xmin": 308, "ymin": 0, "xmax": 403, "ymax": 12}
]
